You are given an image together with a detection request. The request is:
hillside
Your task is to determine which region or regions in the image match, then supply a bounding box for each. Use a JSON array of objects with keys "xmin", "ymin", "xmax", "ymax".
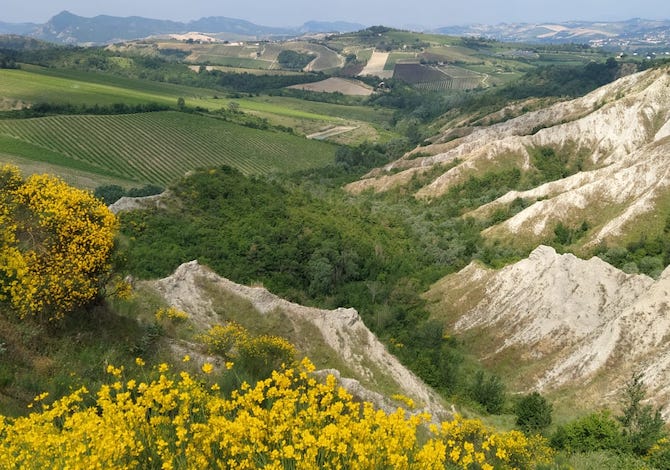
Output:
[
  {"xmin": 0, "ymin": 111, "xmax": 337, "ymax": 185},
  {"xmin": 347, "ymin": 66, "xmax": 670, "ymax": 252},
  {"xmin": 4, "ymin": 21, "xmax": 670, "ymax": 468},
  {"xmin": 337, "ymin": 65, "xmax": 670, "ymax": 415},
  {"xmin": 426, "ymin": 246, "xmax": 670, "ymax": 416},
  {"xmin": 144, "ymin": 260, "xmax": 448, "ymax": 419},
  {"xmin": 435, "ymin": 18, "xmax": 670, "ymax": 49}
]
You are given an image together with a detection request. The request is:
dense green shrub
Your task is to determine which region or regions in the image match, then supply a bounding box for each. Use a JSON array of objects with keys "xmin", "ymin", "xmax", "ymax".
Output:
[
  {"xmin": 515, "ymin": 391, "xmax": 553, "ymax": 434},
  {"xmin": 550, "ymin": 411, "xmax": 624, "ymax": 452},
  {"xmin": 470, "ymin": 370, "xmax": 506, "ymax": 414},
  {"xmin": 277, "ymin": 50, "xmax": 317, "ymax": 70},
  {"xmin": 618, "ymin": 373, "xmax": 666, "ymax": 456}
]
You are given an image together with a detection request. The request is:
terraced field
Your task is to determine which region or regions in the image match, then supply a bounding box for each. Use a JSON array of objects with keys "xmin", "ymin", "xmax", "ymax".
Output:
[{"xmin": 0, "ymin": 112, "xmax": 336, "ymax": 185}]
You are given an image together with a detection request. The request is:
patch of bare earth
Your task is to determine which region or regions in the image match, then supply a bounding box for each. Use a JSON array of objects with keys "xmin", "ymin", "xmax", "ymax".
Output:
[
  {"xmin": 358, "ymin": 51, "xmax": 393, "ymax": 79},
  {"xmin": 288, "ymin": 77, "xmax": 374, "ymax": 96}
]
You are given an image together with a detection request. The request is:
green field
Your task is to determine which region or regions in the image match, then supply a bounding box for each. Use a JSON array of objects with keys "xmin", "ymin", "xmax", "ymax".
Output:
[
  {"xmin": 384, "ymin": 52, "xmax": 419, "ymax": 70},
  {"xmin": 0, "ymin": 111, "xmax": 337, "ymax": 185},
  {"xmin": 196, "ymin": 56, "xmax": 273, "ymax": 69},
  {"xmin": 238, "ymin": 96, "xmax": 393, "ymax": 126},
  {"xmin": 0, "ymin": 67, "xmax": 206, "ymax": 108},
  {"xmin": 1, "ymin": 67, "xmax": 392, "ymax": 142}
]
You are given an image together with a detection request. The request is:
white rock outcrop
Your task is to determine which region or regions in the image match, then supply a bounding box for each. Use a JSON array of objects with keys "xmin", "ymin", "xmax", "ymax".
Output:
[
  {"xmin": 430, "ymin": 246, "xmax": 670, "ymax": 415},
  {"xmin": 149, "ymin": 260, "xmax": 449, "ymax": 420},
  {"xmin": 345, "ymin": 67, "xmax": 670, "ymax": 246}
]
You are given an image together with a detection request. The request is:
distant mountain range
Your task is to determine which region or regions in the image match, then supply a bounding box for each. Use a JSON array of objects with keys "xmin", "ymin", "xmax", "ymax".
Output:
[
  {"xmin": 434, "ymin": 18, "xmax": 670, "ymax": 49},
  {"xmin": 0, "ymin": 11, "xmax": 365, "ymax": 45},
  {"xmin": 1, "ymin": 11, "xmax": 668, "ymax": 48}
]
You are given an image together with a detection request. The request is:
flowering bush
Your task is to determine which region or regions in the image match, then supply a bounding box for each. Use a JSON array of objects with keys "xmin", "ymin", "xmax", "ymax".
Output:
[
  {"xmin": 0, "ymin": 165, "xmax": 117, "ymax": 321},
  {"xmin": 155, "ymin": 306, "xmax": 189, "ymax": 323},
  {"xmin": 0, "ymin": 358, "xmax": 553, "ymax": 469},
  {"xmin": 200, "ymin": 323, "xmax": 296, "ymax": 378}
]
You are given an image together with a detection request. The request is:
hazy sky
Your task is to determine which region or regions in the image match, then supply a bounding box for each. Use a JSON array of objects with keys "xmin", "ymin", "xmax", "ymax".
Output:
[{"xmin": 2, "ymin": 1, "xmax": 669, "ymax": 28}]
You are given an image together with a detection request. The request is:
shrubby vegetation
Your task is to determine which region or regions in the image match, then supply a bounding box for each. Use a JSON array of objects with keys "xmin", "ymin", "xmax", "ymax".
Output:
[
  {"xmin": 0, "ymin": 51, "xmax": 18, "ymax": 69},
  {"xmin": 0, "ymin": 357, "xmax": 553, "ymax": 468},
  {"xmin": 118, "ymin": 165, "xmax": 530, "ymax": 408},
  {"xmin": 0, "ymin": 101, "xmax": 170, "ymax": 119},
  {"xmin": 596, "ymin": 216, "xmax": 670, "ymax": 278},
  {"xmin": 550, "ymin": 374, "xmax": 670, "ymax": 468},
  {"xmin": 0, "ymin": 165, "xmax": 118, "ymax": 321},
  {"xmin": 515, "ymin": 392, "xmax": 553, "ymax": 434},
  {"xmin": 94, "ymin": 183, "xmax": 164, "ymax": 205},
  {"xmin": 277, "ymin": 50, "xmax": 317, "ymax": 70}
]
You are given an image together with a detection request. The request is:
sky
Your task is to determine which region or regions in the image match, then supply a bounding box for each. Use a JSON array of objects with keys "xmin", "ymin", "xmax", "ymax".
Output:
[{"xmin": 2, "ymin": 1, "xmax": 669, "ymax": 28}]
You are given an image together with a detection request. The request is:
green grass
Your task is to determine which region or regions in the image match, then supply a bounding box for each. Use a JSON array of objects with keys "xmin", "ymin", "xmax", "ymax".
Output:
[
  {"xmin": 239, "ymin": 96, "xmax": 394, "ymax": 126},
  {"xmin": 384, "ymin": 52, "xmax": 418, "ymax": 70},
  {"xmin": 0, "ymin": 67, "xmax": 200, "ymax": 107},
  {"xmin": 227, "ymin": 98, "xmax": 343, "ymax": 122},
  {"xmin": 0, "ymin": 111, "xmax": 337, "ymax": 185},
  {"xmin": 197, "ymin": 56, "xmax": 273, "ymax": 69}
]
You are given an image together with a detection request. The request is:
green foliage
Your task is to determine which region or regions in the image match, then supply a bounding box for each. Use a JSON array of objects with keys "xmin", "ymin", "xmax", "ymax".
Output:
[
  {"xmin": 617, "ymin": 372, "xmax": 666, "ymax": 456},
  {"xmin": 333, "ymin": 141, "xmax": 404, "ymax": 174},
  {"xmin": 214, "ymin": 70, "xmax": 324, "ymax": 93},
  {"xmin": 0, "ymin": 51, "xmax": 18, "ymax": 69},
  {"xmin": 120, "ymin": 166, "xmax": 418, "ymax": 302},
  {"xmin": 549, "ymin": 375, "xmax": 669, "ymax": 466},
  {"xmin": 119, "ymin": 166, "xmax": 511, "ymax": 404},
  {"xmin": 94, "ymin": 184, "xmax": 163, "ymax": 205},
  {"xmin": 515, "ymin": 392, "xmax": 553, "ymax": 434},
  {"xmin": 490, "ymin": 57, "xmax": 621, "ymax": 104},
  {"xmin": 553, "ymin": 221, "xmax": 590, "ymax": 246},
  {"xmin": 277, "ymin": 50, "xmax": 317, "ymax": 70},
  {"xmin": 469, "ymin": 370, "xmax": 506, "ymax": 414},
  {"xmin": 0, "ymin": 102, "xmax": 170, "ymax": 119},
  {"xmin": 596, "ymin": 217, "xmax": 670, "ymax": 278},
  {"xmin": 550, "ymin": 411, "xmax": 625, "ymax": 453},
  {"xmin": 548, "ymin": 449, "xmax": 654, "ymax": 470}
]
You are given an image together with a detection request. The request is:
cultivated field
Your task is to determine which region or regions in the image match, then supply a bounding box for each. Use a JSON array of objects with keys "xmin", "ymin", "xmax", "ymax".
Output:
[
  {"xmin": 287, "ymin": 77, "xmax": 374, "ymax": 96},
  {"xmin": 0, "ymin": 66, "xmax": 204, "ymax": 107},
  {"xmin": 0, "ymin": 112, "xmax": 337, "ymax": 185},
  {"xmin": 151, "ymin": 39, "xmax": 344, "ymax": 71},
  {"xmin": 0, "ymin": 66, "xmax": 395, "ymax": 146},
  {"xmin": 358, "ymin": 51, "xmax": 393, "ymax": 78},
  {"xmin": 393, "ymin": 63, "xmax": 485, "ymax": 90}
]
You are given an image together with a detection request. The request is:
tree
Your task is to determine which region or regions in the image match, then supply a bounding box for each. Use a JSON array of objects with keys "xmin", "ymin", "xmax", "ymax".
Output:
[
  {"xmin": 0, "ymin": 165, "xmax": 118, "ymax": 321},
  {"xmin": 617, "ymin": 372, "xmax": 666, "ymax": 455},
  {"xmin": 515, "ymin": 392, "xmax": 552, "ymax": 434},
  {"xmin": 470, "ymin": 370, "xmax": 506, "ymax": 414}
]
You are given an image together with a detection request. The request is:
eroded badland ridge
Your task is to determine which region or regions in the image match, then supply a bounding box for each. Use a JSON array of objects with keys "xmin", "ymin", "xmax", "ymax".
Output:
[
  {"xmin": 427, "ymin": 246, "xmax": 670, "ymax": 415},
  {"xmin": 347, "ymin": 66, "xmax": 670, "ymax": 249},
  {"xmin": 121, "ymin": 67, "xmax": 670, "ymax": 417},
  {"xmin": 144, "ymin": 261, "xmax": 449, "ymax": 420},
  {"xmin": 344, "ymin": 67, "xmax": 670, "ymax": 413}
]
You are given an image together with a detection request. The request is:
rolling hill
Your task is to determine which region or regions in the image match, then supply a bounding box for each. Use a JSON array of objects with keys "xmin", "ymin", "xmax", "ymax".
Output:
[{"xmin": 0, "ymin": 111, "xmax": 337, "ymax": 185}]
